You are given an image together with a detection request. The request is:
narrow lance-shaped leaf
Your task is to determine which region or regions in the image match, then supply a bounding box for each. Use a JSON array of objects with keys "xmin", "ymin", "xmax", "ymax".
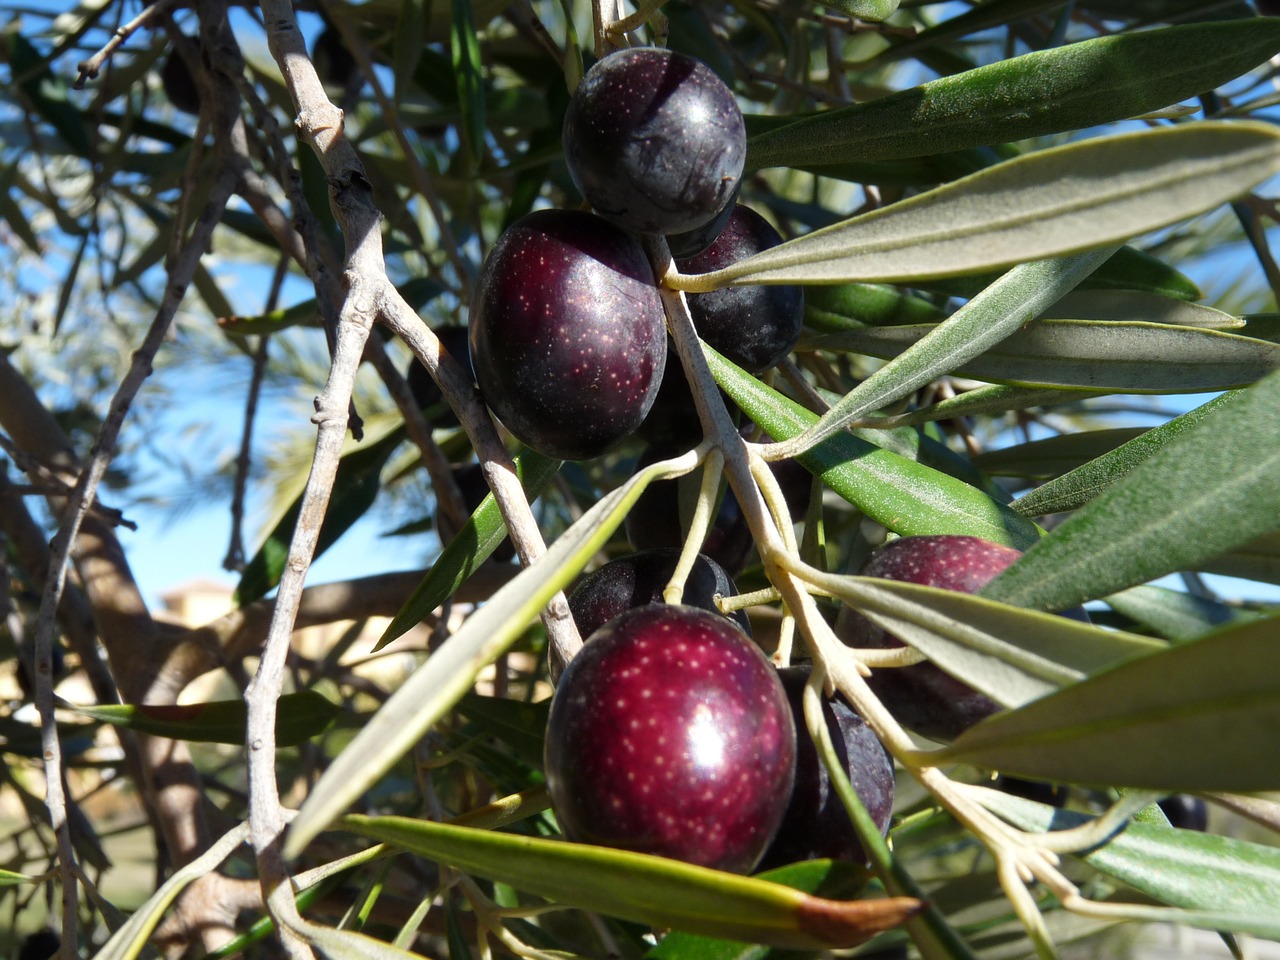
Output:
[
  {"xmin": 863, "ymin": 0, "xmax": 1078, "ymax": 67},
  {"xmin": 1105, "ymin": 585, "xmax": 1264, "ymax": 643},
  {"xmin": 747, "ymin": 19, "xmax": 1280, "ymax": 169},
  {"xmin": 67, "ymin": 691, "xmax": 341, "ymax": 748},
  {"xmin": 286, "ymin": 451, "xmax": 699, "ymax": 857},
  {"xmin": 1011, "ymin": 391, "xmax": 1233, "ymax": 518},
  {"xmin": 982, "ymin": 792, "xmax": 1280, "ymax": 938},
  {"xmin": 451, "ymin": 0, "xmax": 486, "ymax": 164},
  {"xmin": 674, "ymin": 123, "xmax": 1280, "ymax": 289},
  {"xmin": 774, "ymin": 250, "xmax": 1113, "ymax": 459},
  {"xmin": 819, "ymin": 320, "xmax": 1279, "ymax": 394},
  {"xmin": 797, "ymin": 567, "xmax": 1163, "ymax": 708},
  {"xmin": 1043, "ymin": 290, "xmax": 1242, "ymax": 329},
  {"xmin": 341, "ymin": 815, "xmax": 921, "ymax": 950},
  {"xmin": 375, "ymin": 449, "xmax": 562, "ymax": 649},
  {"xmin": 704, "ymin": 347, "xmax": 1041, "ymax": 550},
  {"xmin": 937, "ymin": 615, "xmax": 1280, "ymax": 792},
  {"xmin": 973, "ymin": 428, "xmax": 1150, "ymax": 480},
  {"xmin": 983, "ymin": 367, "xmax": 1280, "ymax": 611}
]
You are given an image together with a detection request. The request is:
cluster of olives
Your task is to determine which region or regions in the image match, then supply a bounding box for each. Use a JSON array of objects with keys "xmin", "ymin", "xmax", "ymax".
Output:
[
  {"xmin": 458, "ymin": 46, "xmax": 1109, "ymax": 876},
  {"xmin": 467, "ymin": 46, "xmax": 804, "ymax": 464},
  {"xmin": 547, "ymin": 549, "xmax": 894, "ymax": 873}
]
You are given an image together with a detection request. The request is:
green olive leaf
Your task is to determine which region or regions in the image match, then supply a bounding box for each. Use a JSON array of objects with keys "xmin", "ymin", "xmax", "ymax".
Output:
[
  {"xmin": 982, "ymin": 791, "xmax": 1280, "ymax": 934},
  {"xmin": 682, "ymin": 123, "xmax": 1280, "ymax": 288},
  {"xmin": 1042, "ymin": 290, "xmax": 1241, "ymax": 329},
  {"xmin": 798, "ymin": 568, "xmax": 1164, "ymax": 708},
  {"xmin": 1105, "ymin": 585, "xmax": 1265, "ymax": 643},
  {"xmin": 973, "ymin": 428, "xmax": 1150, "ymax": 480},
  {"xmin": 67, "ymin": 690, "xmax": 340, "ymax": 748},
  {"xmin": 1009, "ymin": 391, "xmax": 1232, "ymax": 518},
  {"xmin": 375, "ymin": 449, "xmax": 562, "ymax": 650},
  {"xmin": 705, "ymin": 347, "xmax": 1041, "ymax": 550},
  {"xmin": 815, "ymin": 320, "xmax": 1280, "ymax": 394},
  {"xmin": 984, "ymin": 369, "xmax": 1280, "ymax": 611},
  {"xmin": 340, "ymin": 815, "xmax": 921, "ymax": 950},
  {"xmin": 747, "ymin": 19, "xmax": 1280, "ymax": 169},
  {"xmin": 937, "ymin": 614, "xmax": 1280, "ymax": 792}
]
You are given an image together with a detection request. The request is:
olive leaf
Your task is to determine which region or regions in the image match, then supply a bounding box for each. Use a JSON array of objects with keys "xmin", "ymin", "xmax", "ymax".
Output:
[
  {"xmin": 938, "ymin": 614, "xmax": 1280, "ymax": 792},
  {"xmin": 678, "ymin": 123, "xmax": 1280, "ymax": 288},
  {"xmin": 747, "ymin": 19, "xmax": 1280, "ymax": 169}
]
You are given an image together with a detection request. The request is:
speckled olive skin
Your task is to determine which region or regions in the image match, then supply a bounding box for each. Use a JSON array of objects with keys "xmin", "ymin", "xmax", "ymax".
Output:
[
  {"xmin": 841, "ymin": 536, "xmax": 1021, "ymax": 742},
  {"xmin": 545, "ymin": 605, "xmax": 796, "ymax": 873},
  {"xmin": 677, "ymin": 205, "xmax": 804, "ymax": 373},
  {"xmin": 757, "ymin": 667, "xmax": 894, "ymax": 871},
  {"xmin": 469, "ymin": 209, "xmax": 666, "ymax": 461},
  {"xmin": 563, "ymin": 48, "xmax": 746, "ymax": 236},
  {"xmin": 568, "ymin": 548, "xmax": 751, "ymax": 638}
]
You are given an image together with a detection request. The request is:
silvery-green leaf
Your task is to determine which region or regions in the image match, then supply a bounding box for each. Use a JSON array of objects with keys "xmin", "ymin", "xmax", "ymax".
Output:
[
  {"xmin": 817, "ymin": 320, "xmax": 1279, "ymax": 394},
  {"xmin": 938, "ymin": 615, "xmax": 1280, "ymax": 792},
  {"xmin": 984, "ymin": 370, "xmax": 1280, "ymax": 611},
  {"xmin": 778, "ymin": 252, "xmax": 1113, "ymax": 458},
  {"xmin": 678, "ymin": 123, "xmax": 1280, "ymax": 288},
  {"xmin": 747, "ymin": 20, "xmax": 1280, "ymax": 169},
  {"xmin": 799, "ymin": 568, "xmax": 1163, "ymax": 708},
  {"xmin": 982, "ymin": 791, "xmax": 1280, "ymax": 935},
  {"xmin": 1043, "ymin": 290, "xmax": 1241, "ymax": 329}
]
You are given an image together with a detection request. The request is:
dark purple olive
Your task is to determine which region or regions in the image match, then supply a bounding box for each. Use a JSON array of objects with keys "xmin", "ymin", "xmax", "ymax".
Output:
[
  {"xmin": 568, "ymin": 548, "xmax": 750, "ymax": 637},
  {"xmin": 545, "ymin": 605, "xmax": 795, "ymax": 872},
  {"xmin": 757, "ymin": 667, "xmax": 895, "ymax": 871},
  {"xmin": 677, "ymin": 205, "xmax": 804, "ymax": 374},
  {"xmin": 562, "ymin": 47, "xmax": 746, "ymax": 237},
  {"xmin": 469, "ymin": 209, "xmax": 667, "ymax": 460}
]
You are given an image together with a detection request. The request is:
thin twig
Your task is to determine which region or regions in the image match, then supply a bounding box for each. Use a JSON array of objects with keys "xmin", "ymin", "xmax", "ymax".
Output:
[
  {"xmin": 74, "ymin": 0, "xmax": 178, "ymax": 87},
  {"xmin": 224, "ymin": 257, "xmax": 284, "ymax": 571}
]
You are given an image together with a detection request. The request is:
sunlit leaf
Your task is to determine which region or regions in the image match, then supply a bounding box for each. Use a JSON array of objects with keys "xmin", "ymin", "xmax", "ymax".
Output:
[
  {"xmin": 784, "ymin": 251, "xmax": 1114, "ymax": 456},
  {"xmin": 678, "ymin": 123, "xmax": 1280, "ymax": 288},
  {"xmin": 748, "ymin": 20, "xmax": 1280, "ymax": 169},
  {"xmin": 705, "ymin": 347, "xmax": 1041, "ymax": 549},
  {"xmin": 646, "ymin": 859, "xmax": 873, "ymax": 960},
  {"xmin": 938, "ymin": 615, "xmax": 1280, "ymax": 791},
  {"xmin": 815, "ymin": 320, "xmax": 1280, "ymax": 394},
  {"xmin": 341, "ymin": 815, "xmax": 920, "ymax": 950},
  {"xmin": 1043, "ymin": 290, "xmax": 1241, "ymax": 329},
  {"xmin": 985, "ymin": 370, "xmax": 1280, "ymax": 610},
  {"xmin": 287, "ymin": 453, "xmax": 696, "ymax": 856},
  {"xmin": 983, "ymin": 792, "xmax": 1280, "ymax": 935},
  {"xmin": 797, "ymin": 568, "xmax": 1164, "ymax": 708}
]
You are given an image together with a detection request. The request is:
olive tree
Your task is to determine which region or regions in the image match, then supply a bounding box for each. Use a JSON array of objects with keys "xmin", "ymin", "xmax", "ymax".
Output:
[{"xmin": 1, "ymin": 0, "xmax": 1279, "ymax": 957}]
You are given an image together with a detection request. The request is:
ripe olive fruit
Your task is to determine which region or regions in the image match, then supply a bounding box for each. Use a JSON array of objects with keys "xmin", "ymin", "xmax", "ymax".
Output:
[
  {"xmin": 469, "ymin": 209, "xmax": 667, "ymax": 461},
  {"xmin": 562, "ymin": 47, "xmax": 746, "ymax": 237},
  {"xmin": 545, "ymin": 604, "xmax": 795, "ymax": 873}
]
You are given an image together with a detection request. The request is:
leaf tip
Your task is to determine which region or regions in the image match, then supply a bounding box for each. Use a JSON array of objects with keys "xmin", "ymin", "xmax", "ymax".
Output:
[{"xmin": 794, "ymin": 893, "xmax": 924, "ymax": 946}]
